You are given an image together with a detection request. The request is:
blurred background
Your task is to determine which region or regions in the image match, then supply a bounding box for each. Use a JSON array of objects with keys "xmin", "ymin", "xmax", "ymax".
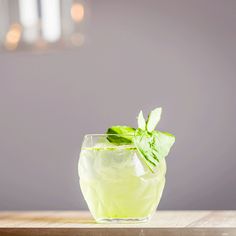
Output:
[{"xmin": 0, "ymin": 0, "xmax": 236, "ymax": 210}]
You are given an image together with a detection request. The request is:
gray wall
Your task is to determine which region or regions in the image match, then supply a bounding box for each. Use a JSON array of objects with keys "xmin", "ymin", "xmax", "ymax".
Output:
[{"xmin": 1, "ymin": 0, "xmax": 236, "ymax": 210}]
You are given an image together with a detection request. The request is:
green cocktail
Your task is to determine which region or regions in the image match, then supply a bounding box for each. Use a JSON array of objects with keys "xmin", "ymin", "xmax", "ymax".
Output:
[
  {"xmin": 79, "ymin": 140, "xmax": 166, "ymax": 222},
  {"xmin": 78, "ymin": 108, "xmax": 175, "ymax": 223}
]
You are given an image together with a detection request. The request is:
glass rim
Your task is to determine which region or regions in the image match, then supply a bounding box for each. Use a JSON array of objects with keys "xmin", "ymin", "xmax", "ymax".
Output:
[{"xmin": 84, "ymin": 133, "xmax": 134, "ymax": 138}]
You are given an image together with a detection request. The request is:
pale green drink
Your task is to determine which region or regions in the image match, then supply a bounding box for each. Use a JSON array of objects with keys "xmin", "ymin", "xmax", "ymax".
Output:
[{"xmin": 78, "ymin": 139, "xmax": 166, "ymax": 222}]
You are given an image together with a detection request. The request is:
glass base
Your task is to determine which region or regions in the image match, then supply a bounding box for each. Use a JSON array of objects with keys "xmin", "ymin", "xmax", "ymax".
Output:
[{"xmin": 96, "ymin": 217, "xmax": 150, "ymax": 224}]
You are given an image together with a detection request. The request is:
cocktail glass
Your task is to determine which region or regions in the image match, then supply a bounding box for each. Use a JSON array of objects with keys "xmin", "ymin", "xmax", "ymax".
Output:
[{"xmin": 78, "ymin": 134, "xmax": 166, "ymax": 223}]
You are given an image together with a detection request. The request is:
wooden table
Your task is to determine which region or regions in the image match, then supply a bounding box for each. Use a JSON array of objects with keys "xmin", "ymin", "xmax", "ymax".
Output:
[{"xmin": 0, "ymin": 211, "xmax": 235, "ymax": 235}]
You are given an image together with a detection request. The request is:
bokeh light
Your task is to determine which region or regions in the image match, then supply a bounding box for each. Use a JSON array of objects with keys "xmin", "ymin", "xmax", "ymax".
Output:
[
  {"xmin": 71, "ymin": 3, "xmax": 84, "ymax": 23},
  {"xmin": 4, "ymin": 23, "xmax": 22, "ymax": 50}
]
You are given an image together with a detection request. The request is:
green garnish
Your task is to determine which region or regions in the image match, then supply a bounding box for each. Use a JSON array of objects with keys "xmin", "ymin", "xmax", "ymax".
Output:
[
  {"xmin": 106, "ymin": 108, "xmax": 175, "ymax": 172},
  {"xmin": 146, "ymin": 107, "xmax": 162, "ymax": 132},
  {"xmin": 106, "ymin": 126, "xmax": 135, "ymax": 145},
  {"xmin": 137, "ymin": 110, "xmax": 146, "ymax": 130},
  {"xmin": 134, "ymin": 129, "xmax": 175, "ymax": 171}
]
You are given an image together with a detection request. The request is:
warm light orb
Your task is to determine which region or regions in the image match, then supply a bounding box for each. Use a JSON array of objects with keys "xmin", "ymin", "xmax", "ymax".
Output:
[
  {"xmin": 71, "ymin": 3, "xmax": 84, "ymax": 22},
  {"xmin": 5, "ymin": 23, "xmax": 22, "ymax": 50}
]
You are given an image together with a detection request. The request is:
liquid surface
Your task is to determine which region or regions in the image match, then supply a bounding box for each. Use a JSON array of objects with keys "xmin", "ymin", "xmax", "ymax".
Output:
[{"xmin": 78, "ymin": 144, "xmax": 166, "ymax": 220}]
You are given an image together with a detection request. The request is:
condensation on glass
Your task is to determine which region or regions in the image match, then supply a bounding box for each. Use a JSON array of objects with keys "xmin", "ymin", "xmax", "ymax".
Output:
[{"xmin": 0, "ymin": 0, "xmax": 88, "ymax": 52}]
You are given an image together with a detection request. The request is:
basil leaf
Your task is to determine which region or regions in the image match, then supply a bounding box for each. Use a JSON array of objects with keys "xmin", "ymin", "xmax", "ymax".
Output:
[
  {"xmin": 153, "ymin": 130, "xmax": 175, "ymax": 159},
  {"xmin": 137, "ymin": 110, "xmax": 146, "ymax": 130},
  {"xmin": 146, "ymin": 107, "xmax": 162, "ymax": 132},
  {"xmin": 106, "ymin": 126, "xmax": 135, "ymax": 145},
  {"xmin": 105, "ymin": 107, "xmax": 175, "ymax": 172},
  {"xmin": 134, "ymin": 128, "xmax": 175, "ymax": 172}
]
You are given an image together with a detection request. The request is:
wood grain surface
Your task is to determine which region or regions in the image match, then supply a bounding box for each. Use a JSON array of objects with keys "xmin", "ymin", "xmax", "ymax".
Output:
[{"xmin": 0, "ymin": 211, "xmax": 235, "ymax": 236}]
